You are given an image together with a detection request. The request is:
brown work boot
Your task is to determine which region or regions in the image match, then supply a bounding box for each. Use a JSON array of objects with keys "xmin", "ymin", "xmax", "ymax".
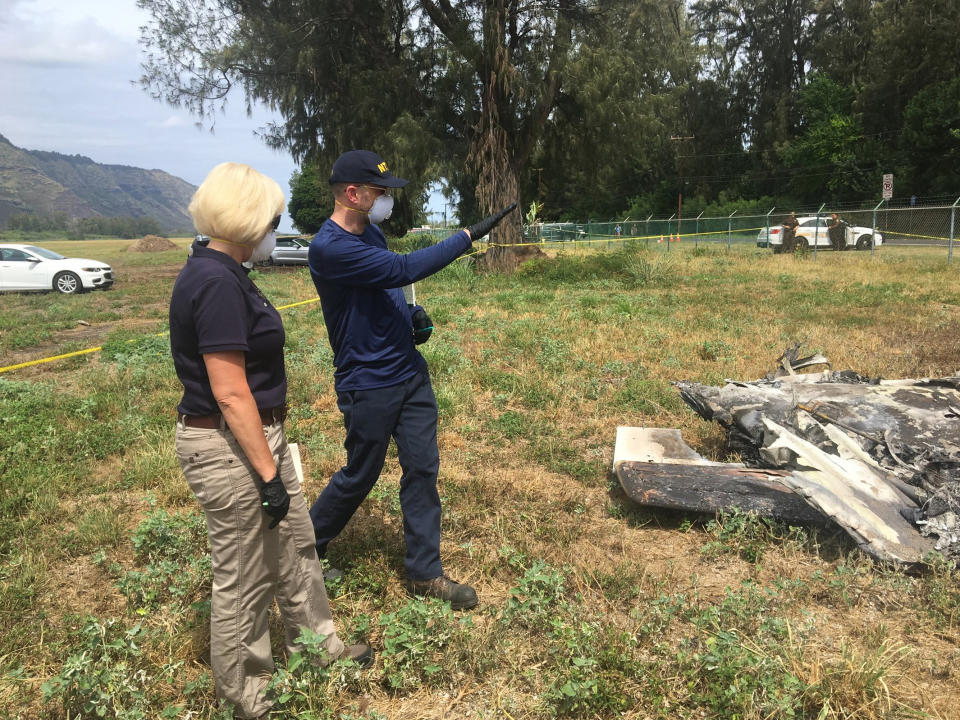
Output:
[
  {"xmin": 405, "ymin": 575, "xmax": 478, "ymax": 610},
  {"xmin": 340, "ymin": 643, "xmax": 374, "ymax": 668}
]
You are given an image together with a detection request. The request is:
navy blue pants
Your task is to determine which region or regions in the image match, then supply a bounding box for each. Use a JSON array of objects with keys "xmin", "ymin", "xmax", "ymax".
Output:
[{"xmin": 309, "ymin": 371, "xmax": 443, "ymax": 580}]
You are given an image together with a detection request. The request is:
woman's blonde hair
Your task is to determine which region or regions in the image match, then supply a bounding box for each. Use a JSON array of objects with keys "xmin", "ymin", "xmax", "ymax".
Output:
[{"xmin": 189, "ymin": 162, "xmax": 285, "ymax": 246}]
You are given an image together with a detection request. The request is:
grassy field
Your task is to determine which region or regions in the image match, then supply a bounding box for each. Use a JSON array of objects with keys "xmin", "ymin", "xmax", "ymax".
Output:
[{"xmin": 1, "ymin": 237, "xmax": 959, "ymax": 719}]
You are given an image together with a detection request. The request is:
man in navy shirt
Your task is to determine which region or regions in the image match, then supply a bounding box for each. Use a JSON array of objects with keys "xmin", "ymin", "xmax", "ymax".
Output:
[{"xmin": 308, "ymin": 149, "xmax": 514, "ymax": 609}]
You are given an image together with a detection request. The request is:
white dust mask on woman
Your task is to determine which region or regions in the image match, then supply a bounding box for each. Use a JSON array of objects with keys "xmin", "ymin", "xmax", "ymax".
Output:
[{"xmin": 249, "ymin": 230, "xmax": 277, "ymax": 264}]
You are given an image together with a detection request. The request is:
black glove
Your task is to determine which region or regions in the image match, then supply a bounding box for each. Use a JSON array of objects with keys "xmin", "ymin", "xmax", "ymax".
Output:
[
  {"xmin": 410, "ymin": 304, "xmax": 433, "ymax": 344},
  {"xmin": 257, "ymin": 472, "xmax": 290, "ymax": 529},
  {"xmin": 466, "ymin": 202, "xmax": 517, "ymax": 241}
]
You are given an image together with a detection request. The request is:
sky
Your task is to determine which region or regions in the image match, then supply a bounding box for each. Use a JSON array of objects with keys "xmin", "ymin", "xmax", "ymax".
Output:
[{"xmin": 0, "ymin": 0, "xmax": 443, "ymax": 233}]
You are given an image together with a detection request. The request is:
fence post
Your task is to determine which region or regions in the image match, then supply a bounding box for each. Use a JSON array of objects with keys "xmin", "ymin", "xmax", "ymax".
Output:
[
  {"xmin": 871, "ymin": 200, "xmax": 884, "ymax": 258},
  {"xmin": 667, "ymin": 213, "xmax": 675, "ymax": 252},
  {"xmin": 727, "ymin": 211, "xmax": 737, "ymax": 250},
  {"xmin": 645, "ymin": 214, "xmax": 652, "ymax": 249},
  {"xmin": 766, "ymin": 207, "xmax": 775, "ymax": 252},
  {"xmin": 813, "ymin": 203, "xmax": 825, "ymax": 259},
  {"xmin": 950, "ymin": 196, "xmax": 959, "ymax": 266},
  {"xmin": 695, "ymin": 211, "xmax": 704, "ymax": 249}
]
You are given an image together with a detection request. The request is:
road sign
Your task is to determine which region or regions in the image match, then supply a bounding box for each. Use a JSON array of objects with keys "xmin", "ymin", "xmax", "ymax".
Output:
[{"xmin": 882, "ymin": 173, "xmax": 893, "ymax": 200}]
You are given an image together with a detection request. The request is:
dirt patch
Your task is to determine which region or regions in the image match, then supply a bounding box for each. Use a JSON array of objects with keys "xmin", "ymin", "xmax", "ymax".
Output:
[{"xmin": 128, "ymin": 235, "xmax": 179, "ymax": 252}]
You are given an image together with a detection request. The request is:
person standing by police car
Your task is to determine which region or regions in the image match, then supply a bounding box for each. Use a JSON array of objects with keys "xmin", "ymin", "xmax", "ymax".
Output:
[
  {"xmin": 170, "ymin": 162, "xmax": 371, "ymax": 719},
  {"xmin": 781, "ymin": 211, "xmax": 799, "ymax": 252},
  {"xmin": 827, "ymin": 212, "xmax": 846, "ymax": 251},
  {"xmin": 307, "ymin": 150, "xmax": 515, "ymax": 610}
]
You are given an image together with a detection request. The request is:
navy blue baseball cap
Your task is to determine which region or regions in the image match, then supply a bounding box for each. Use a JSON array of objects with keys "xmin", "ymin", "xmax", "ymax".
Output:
[{"xmin": 329, "ymin": 149, "xmax": 409, "ymax": 188}]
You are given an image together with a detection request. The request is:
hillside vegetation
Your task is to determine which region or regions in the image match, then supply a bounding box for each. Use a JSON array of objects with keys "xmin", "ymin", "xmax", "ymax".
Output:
[{"xmin": 0, "ymin": 134, "xmax": 195, "ymax": 232}]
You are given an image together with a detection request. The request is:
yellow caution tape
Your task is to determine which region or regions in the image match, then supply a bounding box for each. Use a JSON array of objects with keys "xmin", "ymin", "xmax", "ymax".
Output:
[
  {"xmin": 276, "ymin": 297, "xmax": 321, "ymax": 311},
  {"xmin": 0, "ymin": 296, "xmax": 322, "ymax": 375},
  {"xmin": 470, "ymin": 226, "xmax": 767, "ymax": 252},
  {"xmin": 1, "ymin": 230, "xmax": 775, "ymax": 376},
  {"xmin": 0, "ymin": 346, "xmax": 107, "ymax": 374},
  {"xmin": 875, "ymin": 229, "xmax": 954, "ymax": 243}
]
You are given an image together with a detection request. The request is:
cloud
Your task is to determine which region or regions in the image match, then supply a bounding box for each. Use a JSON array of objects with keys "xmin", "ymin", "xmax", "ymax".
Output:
[
  {"xmin": 0, "ymin": 0, "xmax": 298, "ymax": 231},
  {"xmin": 159, "ymin": 115, "xmax": 188, "ymax": 129},
  {"xmin": 0, "ymin": 1, "xmax": 134, "ymax": 66}
]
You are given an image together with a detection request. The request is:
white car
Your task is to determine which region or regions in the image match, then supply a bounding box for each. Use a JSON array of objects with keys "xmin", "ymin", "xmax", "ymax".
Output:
[
  {"xmin": 758, "ymin": 217, "xmax": 883, "ymax": 252},
  {"xmin": 268, "ymin": 236, "xmax": 309, "ymax": 265},
  {"xmin": 0, "ymin": 244, "xmax": 114, "ymax": 294}
]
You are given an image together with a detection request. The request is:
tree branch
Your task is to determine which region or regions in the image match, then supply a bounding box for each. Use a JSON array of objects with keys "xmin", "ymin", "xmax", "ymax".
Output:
[
  {"xmin": 515, "ymin": 0, "xmax": 573, "ymax": 168},
  {"xmin": 418, "ymin": 0, "xmax": 480, "ymax": 61}
]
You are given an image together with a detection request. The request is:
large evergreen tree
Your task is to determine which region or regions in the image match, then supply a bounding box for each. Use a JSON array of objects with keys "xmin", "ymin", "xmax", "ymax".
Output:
[{"xmin": 138, "ymin": 0, "xmax": 592, "ymax": 251}]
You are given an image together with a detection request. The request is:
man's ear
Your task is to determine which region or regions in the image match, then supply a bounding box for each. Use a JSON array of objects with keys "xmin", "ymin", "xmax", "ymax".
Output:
[{"xmin": 341, "ymin": 184, "xmax": 360, "ymax": 204}]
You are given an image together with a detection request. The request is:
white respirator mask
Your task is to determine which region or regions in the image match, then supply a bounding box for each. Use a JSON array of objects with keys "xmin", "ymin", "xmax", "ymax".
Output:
[
  {"xmin": 248, "ymin": 230, "xmax": 277, "ymax": 264},
  {"xmin": 367, "ymin": 194, "xmax": 394, "ymax": 224}
]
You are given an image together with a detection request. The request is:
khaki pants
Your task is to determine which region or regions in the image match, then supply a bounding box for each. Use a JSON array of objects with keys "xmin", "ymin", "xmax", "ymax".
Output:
[{"xmin": 176, "ymin": 420, "xmax": 345, "ymax": 719}]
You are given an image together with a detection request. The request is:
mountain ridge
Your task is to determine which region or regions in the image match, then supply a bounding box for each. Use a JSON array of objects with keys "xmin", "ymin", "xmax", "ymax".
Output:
[{"xmin": 0, "ymin": 134, "xmax": 196, "ymax": 232}]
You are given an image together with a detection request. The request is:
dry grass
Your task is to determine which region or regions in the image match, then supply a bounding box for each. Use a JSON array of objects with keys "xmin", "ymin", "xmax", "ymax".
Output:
[{"xmin": 1, "ymin": 240, "xmax": 959, "ymax": 719}]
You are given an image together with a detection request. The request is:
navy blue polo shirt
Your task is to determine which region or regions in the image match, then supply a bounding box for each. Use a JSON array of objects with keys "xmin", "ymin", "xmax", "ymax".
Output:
[
  {"xmin": 169, "ymin": 243, "xmax": 286, "ymax": 415},
  {"xmin": 308, "ymin": 220, "xmax": 471, "ymax": 391}
]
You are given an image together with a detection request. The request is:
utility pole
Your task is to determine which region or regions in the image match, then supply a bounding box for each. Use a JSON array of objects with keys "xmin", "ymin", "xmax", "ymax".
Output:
[{"xmin": 670, "ymin": 135, "xmax": 695, "ymax": 241}]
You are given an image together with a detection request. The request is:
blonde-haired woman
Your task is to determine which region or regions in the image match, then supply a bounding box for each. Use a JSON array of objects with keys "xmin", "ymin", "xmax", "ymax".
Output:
[{"xmin": 170, "ymin": 162, "xmax": 371, "ymax": 719}]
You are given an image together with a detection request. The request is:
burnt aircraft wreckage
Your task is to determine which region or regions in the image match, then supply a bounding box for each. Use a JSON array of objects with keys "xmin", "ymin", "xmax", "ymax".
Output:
[{"xmin": 614, "ymin": 345, "xmax": 960, "ymax": 565}]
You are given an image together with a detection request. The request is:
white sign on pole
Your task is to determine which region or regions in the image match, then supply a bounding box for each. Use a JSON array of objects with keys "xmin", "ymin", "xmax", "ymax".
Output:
[{"xmin": 882, "ymin": 173, "xmax": 893, "ymax": 200}]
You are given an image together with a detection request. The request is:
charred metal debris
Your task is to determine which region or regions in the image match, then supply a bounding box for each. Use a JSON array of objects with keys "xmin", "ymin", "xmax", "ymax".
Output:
[{"xmin": 615, "ymin": 345, "xmax": 960, "ymax": 565}]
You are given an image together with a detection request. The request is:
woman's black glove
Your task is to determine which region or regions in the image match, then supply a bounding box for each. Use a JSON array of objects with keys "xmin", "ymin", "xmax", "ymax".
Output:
[
  {"xmin": 467, "ymin": 202, "xmax": 517, "ymax": 240},
  {"xmin": 410, "ymin": 304, "xmax": 433, "ymax": 344},
  {"xmin": 257, "ymin": 472, "xmax": 290, "ymax": 529}
]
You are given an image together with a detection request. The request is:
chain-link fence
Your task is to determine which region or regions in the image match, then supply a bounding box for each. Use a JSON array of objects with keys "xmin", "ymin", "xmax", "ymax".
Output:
[{"xmin": 514, "ymin": 197, "xmax": 960, "ymax": 263}]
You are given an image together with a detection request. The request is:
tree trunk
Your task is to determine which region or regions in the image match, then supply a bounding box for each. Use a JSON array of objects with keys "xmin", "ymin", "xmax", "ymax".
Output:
[{"xmin": 469, "ymin": 0, "xmax": 526, "ymax": 271}]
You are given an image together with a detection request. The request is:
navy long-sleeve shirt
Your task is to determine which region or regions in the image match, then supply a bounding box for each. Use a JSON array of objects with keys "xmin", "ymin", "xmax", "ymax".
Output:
[{"xmin": 308, "ymin": 220, "xmax": 471, "ymax": 391}]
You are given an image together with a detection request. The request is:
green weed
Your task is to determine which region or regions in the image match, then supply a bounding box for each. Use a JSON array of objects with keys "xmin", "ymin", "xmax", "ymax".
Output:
[
  {"xmin": 700, "ymin": 509, "xmax": 809, "ymax": 563},
  {"xmin": 679, "ymin": 583, "xmax": 806, "ymax": 717},
  {"xmin": 378, "ymin": 598, "xmax": 472, "ymax": 691},
  {"xmin": 107, "ymin": 506, "xmax": 210, "ymax": 615},
  {"xmin": 100, "ymin": 330, "xmax": 170, "ymax": 369},
  {"xmin": 263, "ymin": 627, "xmax": 370, "ymax": 718},
  {"xmin": 543, "ymin": 620, "xmax": 638, "ymax": 717},
  {"xmin": 919, "ymin": 554, "xmax": 960, "ymax": 629},
  {"xmin": 41, "ymin": 617, "xmax": 184, "ymax": 720},
  {"xmin": 501, "ymin": 560, "xmax": 567, "ymax": 630}
]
